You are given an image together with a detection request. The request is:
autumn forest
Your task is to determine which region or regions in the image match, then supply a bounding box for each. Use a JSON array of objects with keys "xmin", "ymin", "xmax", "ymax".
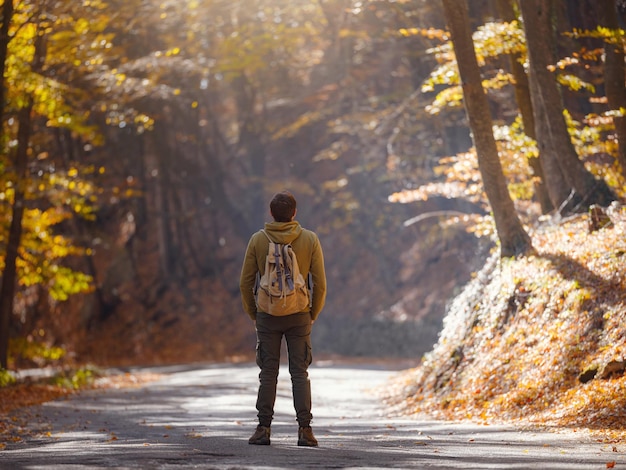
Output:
[{"xmin": 1, "ymin": 0, "xmax": 626, "ymax": 433}]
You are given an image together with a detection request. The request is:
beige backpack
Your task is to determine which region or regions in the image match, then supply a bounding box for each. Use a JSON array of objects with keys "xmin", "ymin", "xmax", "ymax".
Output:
[{"xmin": 255, "ymin": 230, "xmax": 309, "ymax": 315}]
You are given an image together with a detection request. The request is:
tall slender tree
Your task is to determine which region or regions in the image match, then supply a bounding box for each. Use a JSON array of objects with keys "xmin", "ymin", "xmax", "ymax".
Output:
[
  {"xmin": 441, "ymin": 0, "xmax": 532, "ymax": 257},
  {"xmin": 519, "ymin": 0, "xmax": 617, "ymax": 212},
  {"xmin": 0, "ymin": 20, "xmax": 45, "ymax": 369},
  {"xmin": 0, "ymin": 1, "xmax": 14, "ymax": 367},
  {"xmin": 495, "ymin": 0, "xmax": 553, "ymax": 214},
  {"xmin": 597, "ymin": 0, "xmax": 626, "ymax": 179},
  {"xmin": 0, "ymin": 0, "xmax": 99, "ymax": 367},
  {"xmin": 0, "ymin": 0, "xmax": 13, "ymax": 126}
]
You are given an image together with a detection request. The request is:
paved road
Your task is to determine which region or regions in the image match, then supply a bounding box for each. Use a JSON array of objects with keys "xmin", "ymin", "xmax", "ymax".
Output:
[{"xmin": 0, "ymin": 361, "xmax": 623, "ymax": 469}]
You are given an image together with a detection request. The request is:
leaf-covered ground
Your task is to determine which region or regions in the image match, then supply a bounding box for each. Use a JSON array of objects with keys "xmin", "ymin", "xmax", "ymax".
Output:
[
  {"xmin": 0, "ymin": 371, "xmax": 161, "ymax": 449},
  {"xmin": 386, "ymin": 204, "xmax": 626, "ymax": 442}
]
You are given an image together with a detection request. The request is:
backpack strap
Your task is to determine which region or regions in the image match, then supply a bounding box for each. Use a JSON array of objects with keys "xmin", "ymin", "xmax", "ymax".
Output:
[
  {"xmin": 260, "ymin": 229, "xmax": 272, "ymax": 243},
  {"xmin": 255, "ymin": 230, "xmax": 272, "ymax": 294},
  {"xmin": 282, "ymin": 244, "xmax": 295, "ymax": 290},
  {"xmin": 274, "ymin": 242, "xmax": 284, "ymax": 292},
  {"xmin": 261, "ymin": 230, "xmax": 285, "ymax": 293}
]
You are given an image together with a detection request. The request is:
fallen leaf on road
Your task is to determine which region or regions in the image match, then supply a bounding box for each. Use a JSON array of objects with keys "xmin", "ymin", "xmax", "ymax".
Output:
[{"xmin": 606, "ymin": 462, "xmax": 615, "ymax": 469}]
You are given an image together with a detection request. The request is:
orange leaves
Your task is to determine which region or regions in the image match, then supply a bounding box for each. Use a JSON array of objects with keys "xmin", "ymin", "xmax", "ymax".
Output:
[
  {"xmin": 388, "ymin": 208, "xmax": 626, "ymax": 441},
  {"xmin": 398, "ymin": 27, "xmax": 448, "ymax": 41}
]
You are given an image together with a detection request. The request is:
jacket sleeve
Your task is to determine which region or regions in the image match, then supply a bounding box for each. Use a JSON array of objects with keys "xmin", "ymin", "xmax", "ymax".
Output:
[
  {"xmin": 239, "ymin": 235, "xmax": 259, "ymax": 321},
  {"xmin": 309, "ymin": 235, "xmax": 327, "ymax": 321}
]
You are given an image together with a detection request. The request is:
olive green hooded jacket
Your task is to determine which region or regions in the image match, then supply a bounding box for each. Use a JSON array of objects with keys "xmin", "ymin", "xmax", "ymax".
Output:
[{"xmin": 239, "ymin": 221, "xmax": 326, "ymax": 322}]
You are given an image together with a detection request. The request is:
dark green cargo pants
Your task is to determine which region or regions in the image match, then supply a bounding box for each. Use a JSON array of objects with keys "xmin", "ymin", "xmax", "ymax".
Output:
[{"xmin": 254, "ymin": 312, "xmax": 313, "ymax": 427}]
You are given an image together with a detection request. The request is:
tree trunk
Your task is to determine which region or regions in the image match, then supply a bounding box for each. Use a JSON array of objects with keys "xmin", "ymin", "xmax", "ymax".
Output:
[
  {"xmin": 556, "ymin": 1, "xmax": 597, "ymax": 118},
  {"xmin": 232, "ymin": 74, "xmax": 267, "ymax": 228},
  {"xmin": 495, "ymin": 0, "xmax": 553, "ymax": 214},
  {"xmin": 441, "ymin": 0, "xmax": 532, "ymax": 258},
  {"xmin": 527, "ymin": 65, "xmax": 574, "ymax": 210},
  {"xmin": 152, "ymin": 119, "xmax": 178, "ymax": 281},
  {"xmin": 519, "ymin": 0, "xmax": 617, "ymax": 212},
  {"xmin": 0, "ymin": 0, "xmax": 14, "ymax": 125},
  {"xmin": 0, "ymin": 104, "xmax": 33, "ymax": 369},
  {"xmin": 203, "ymin": 85, "xmax": 257, "ymax": 239},
  {"xmin": 0, "ymin": 21, "xmax": 43, "ymax": 369},
  {"xmin": 597, "ymin": 0, "xmax": 626, "ymax": 179}
]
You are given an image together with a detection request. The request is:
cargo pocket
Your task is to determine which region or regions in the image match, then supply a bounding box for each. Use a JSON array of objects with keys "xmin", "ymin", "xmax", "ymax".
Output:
[
  {"xmin": 305, "ymin": 341, "xmax": 312, "ymax": 367},
  {"xmin": 255, "ymin": 340, "xmax": 263, "ymax": 368}
]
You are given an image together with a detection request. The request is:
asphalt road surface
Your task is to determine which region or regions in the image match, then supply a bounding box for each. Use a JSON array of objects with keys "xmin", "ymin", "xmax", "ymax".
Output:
[{"xmin": 1, "ymin": 361, "xmax": 623, "ymax": 469}]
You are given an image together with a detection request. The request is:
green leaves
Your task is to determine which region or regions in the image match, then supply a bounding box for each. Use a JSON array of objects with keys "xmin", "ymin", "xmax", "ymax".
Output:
[
  {"xmin": 47, "ymin": 267, "xmax": 93, "ymax": 301},
  {"xmin": 420, "ymin": 21, "xmax": 524, "ymax": 113},
  {"xmin": 9, "ymin": 206, "xmax": 94, "ymax": 299},
  {"xmin": 9, "ymin": 337, "xmax": 66, "ymax": 364},
  {"xmin": 566, "ymin": 26, "xmax": 626, "ymax": 45},
  {"xmin": 0, "ymin": 1, "xmax": 114, "ymax": 313},
  {"xmin": 0, "ymin": 369, "xmax": 16, "ymax": 387}
]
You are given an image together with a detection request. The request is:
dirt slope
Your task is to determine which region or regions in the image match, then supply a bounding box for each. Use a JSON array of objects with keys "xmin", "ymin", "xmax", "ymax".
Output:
[{"xmin": 388, "ymin": 204, "xmax": 626, "ymax": 442}]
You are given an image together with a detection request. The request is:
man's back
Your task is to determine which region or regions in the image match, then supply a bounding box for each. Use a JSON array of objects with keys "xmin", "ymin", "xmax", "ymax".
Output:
[
  {"xmin": 240, "ymin": 191, "xmax": 327, "ymax": 447},
  {"xmin": 240, "ymin": 220, "xmax": 326, "ymax": 321}
]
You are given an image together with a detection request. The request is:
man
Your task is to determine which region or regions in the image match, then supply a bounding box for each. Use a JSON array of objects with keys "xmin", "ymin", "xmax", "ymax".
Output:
[{"xmin": 239, "ymin": 191, "xmax": 327, "ymax": 447}]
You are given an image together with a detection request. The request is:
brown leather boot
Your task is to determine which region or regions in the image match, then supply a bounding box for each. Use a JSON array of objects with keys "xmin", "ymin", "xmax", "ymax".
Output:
[
  {"xmin": 248, "ymin": 425, "xmax": 271, "ymax": 445},
  {"xmin": 297, "ymin": 426, "xmax": 318, "ymax": 447}
]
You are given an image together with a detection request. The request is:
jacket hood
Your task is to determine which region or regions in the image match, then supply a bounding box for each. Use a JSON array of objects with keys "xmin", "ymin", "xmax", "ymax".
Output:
[{"xmin": 263, "ymin": 221, "xmax": 303, "ymax": 244}]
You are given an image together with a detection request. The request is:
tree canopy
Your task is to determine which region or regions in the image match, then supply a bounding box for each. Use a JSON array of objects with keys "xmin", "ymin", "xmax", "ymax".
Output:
[{"xmin": 0, "ymin": 0, "xmax": 625, "ymax": 369}]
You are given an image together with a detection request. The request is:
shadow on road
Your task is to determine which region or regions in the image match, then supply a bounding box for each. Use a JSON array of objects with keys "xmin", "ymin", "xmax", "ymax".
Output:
[{"xmin": 0, "ymin": 362, "xmax": 622, "ymax": 469}]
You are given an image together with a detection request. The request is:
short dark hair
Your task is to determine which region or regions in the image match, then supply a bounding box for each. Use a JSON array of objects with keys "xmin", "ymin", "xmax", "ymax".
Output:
[{"xmin": 270, "ymin": 191, "xmax": 297, "ymax": 222}]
